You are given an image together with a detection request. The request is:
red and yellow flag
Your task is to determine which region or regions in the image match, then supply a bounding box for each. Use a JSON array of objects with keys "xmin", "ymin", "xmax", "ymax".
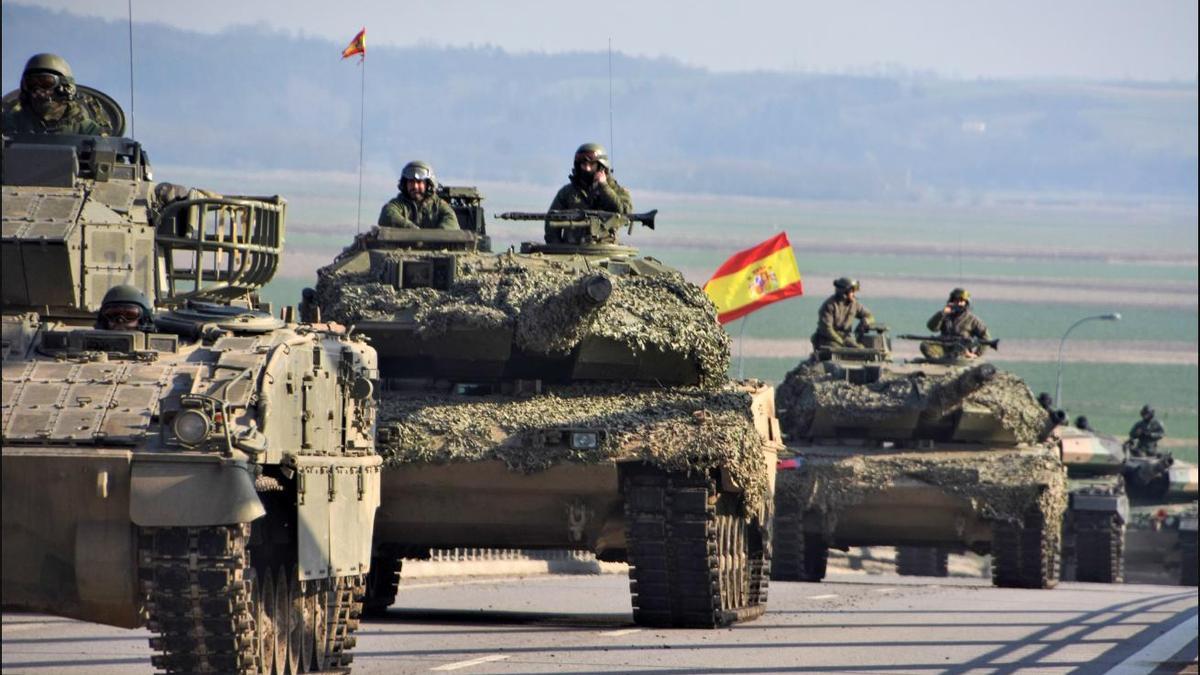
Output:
[
  {"xmin": 342, "ymin": 28, "xmax": 366, "ymax": 60},
  {"xmin": 703, "ymin": 233, "xmax": 803, "ymax": 324}
]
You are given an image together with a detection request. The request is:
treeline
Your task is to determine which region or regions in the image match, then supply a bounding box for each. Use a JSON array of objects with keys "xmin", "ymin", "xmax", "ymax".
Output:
[{"xmin": 3, "ymin": 3, "xmax": 1197, "ymax": 200}]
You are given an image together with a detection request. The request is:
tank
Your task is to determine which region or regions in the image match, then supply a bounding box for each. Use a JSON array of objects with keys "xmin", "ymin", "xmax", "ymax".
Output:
[
  {"xmin": 772, "ymin": 331, "xmax": 1069, "ymax": 589},
  {"xmin": 313, "ymin": 203, "xmax": 782, "ymax": 628},
  {"xmin": 1122, "ymin": 443, "xmax": 1198, "ymax": 586},
  {"xmin": 2, "ymin": 87, "xmax": 381, "ymax": 673},
  {"xmin": 1057, "ymin": 426, "xmax": 1129, "ymax": 584}
]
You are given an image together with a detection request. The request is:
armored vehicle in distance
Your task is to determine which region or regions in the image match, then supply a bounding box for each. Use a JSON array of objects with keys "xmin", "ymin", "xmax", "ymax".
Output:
[
  {"xmin": 773, "ymin": 331, "xmax": 1069, "ymax": 589},
  {"xmin": 3, "ymin": 88, "xmax": 380, "ymax": 673},
  {"xmin": 1057, "ymin": 426, "xmax": 1128, "ymax": 583},
  {"xmin": 1122, "ymin": 446, "xmax": 1198, "ymax": 586},
  {"xmin": 314, "ymin": 204, "xmax": 782, "ymax": 628}
]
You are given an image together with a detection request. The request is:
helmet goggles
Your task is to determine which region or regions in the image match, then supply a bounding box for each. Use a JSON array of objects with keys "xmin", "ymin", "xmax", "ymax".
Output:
[{"xmin": 23, "ymin": 72, "xmax": 63, "ymax": 93}]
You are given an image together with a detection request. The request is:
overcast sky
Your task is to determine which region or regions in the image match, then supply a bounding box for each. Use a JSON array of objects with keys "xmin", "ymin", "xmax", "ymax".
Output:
[{"xmin": 13, "ymin": 0, "xmax": 1200, "ymax": 81}]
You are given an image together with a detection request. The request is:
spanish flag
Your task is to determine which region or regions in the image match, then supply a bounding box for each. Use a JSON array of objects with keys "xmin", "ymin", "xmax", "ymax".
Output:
[
  {"xmin": 703, "ymin": 233, "xmax": 803, "ymax": 324},
  {"xmin": 342, "ymin": 28, "xmax": 366, "ymax": 60}
]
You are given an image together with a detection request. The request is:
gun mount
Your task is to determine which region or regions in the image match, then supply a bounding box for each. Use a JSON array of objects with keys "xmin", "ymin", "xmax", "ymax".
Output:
[{"xmin": 497, "ymin": 208, "xmax": 657, "ymax": 254}]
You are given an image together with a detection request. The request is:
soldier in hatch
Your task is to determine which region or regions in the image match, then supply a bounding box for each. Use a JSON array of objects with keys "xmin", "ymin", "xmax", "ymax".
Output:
[
  {"xmin": 2, "ymin": 53, "xmax": 103, "ymax": 135},
  {"xmin": 810, "ymin": 277, "xmax": 875, "ymax": 352},
  {"xmin": 377, "ymin": 160, "xmax": 459, "ymax": 230},
  {"xmin": 95, "ymin": 285, "xmax": 155, "ymax": 332},
  {"xmin": 921, "ymin": 287, "xmax": 991, "ymax": 360},
  {"xmin": 1127, "ymin": 404, "xmax": 1166, "ymax": 457},
  {"xmin": 550, "ymin": 142, "xmax": 633, "ymax": 214}
]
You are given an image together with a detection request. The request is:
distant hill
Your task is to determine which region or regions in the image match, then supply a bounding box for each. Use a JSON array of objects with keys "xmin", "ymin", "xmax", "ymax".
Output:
[{"xmin": 3, "ymin": 3, "xmax": 1196, "ymax": 201}]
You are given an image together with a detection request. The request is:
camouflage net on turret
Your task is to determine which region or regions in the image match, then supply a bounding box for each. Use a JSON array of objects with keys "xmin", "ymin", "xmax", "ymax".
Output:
[
  {"xmin": 316, "ymin": 253, "xmax": 731, "ymax": 388},
  {"xmin": 776, "ymin": 447, "xmax": 1068, "ymax": 535},
  {"xmin": 376, "ymin": 384, "xmax": 772, "ymax": 518},
  {"xmin": 776, "ymin": 361, "xmax": 1052, "ymax": 445}
]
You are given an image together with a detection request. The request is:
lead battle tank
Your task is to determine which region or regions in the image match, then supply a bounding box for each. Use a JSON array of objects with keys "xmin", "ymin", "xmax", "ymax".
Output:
[
  {"xmin": 772, "ymin": 330, "xmax": 1070, "ymax": 589},
  {"xmin": 2, "ymin": 86, "xmax": 380, "ymax": 673},
  {"xmin": 313, "ymin": 203, "xmax": 782, "ymax": 628}
]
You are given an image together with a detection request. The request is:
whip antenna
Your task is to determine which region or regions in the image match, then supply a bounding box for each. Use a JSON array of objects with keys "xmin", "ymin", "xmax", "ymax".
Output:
[
  {"xmin": 127, "ymin": 0, "xmax": 136, "ymax": 138},
  {"xmin": 608, "ymin": 37, "xmax": 614, "ymax": 163}
]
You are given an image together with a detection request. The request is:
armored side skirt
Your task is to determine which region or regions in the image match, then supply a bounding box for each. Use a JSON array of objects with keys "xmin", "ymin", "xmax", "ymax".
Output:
[
  {"xmin": 375, "ymin": 460, "xmax": 628, "ymax": 555},
  {"xmin": 1, "ymin": 448, "xmax": 264, "ymax": 628}
]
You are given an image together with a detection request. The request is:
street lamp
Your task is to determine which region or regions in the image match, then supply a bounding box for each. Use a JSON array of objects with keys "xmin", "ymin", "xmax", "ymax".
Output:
[{"xmin": 1055, "ymin": 313, "xmax": 1122, "ymax": 408}]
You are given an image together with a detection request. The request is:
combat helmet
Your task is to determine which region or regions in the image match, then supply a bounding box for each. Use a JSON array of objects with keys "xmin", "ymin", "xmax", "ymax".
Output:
[
  {"xmin": 1140, "ymin": 404, "xmax": 1155, "ymax": 418},
  {"xmin": 96, "ymin": 284, "xmax": 155, "ymax": 331},
  {"xmin": 574, "ymin": 142, "xmax": 612, "ymax": 171},
  {"xmin": 399, "ymin": 160, "xmax": 437, "ymax": 195},
  {"xmin": 20, "ymin": 53, "xmax": 77, "ymax": 102},
  {"xmin": 948, "ymin": 287, "xmax": 971, "ymax": 304},
  {"xmin": 833, "ymin": 277, "xmax": 860, "ymax": 295}
]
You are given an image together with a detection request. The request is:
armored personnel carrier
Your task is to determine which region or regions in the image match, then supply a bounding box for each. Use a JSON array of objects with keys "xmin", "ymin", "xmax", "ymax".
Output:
[
  {"xmin": 313, "ymin": 205, "xmax": 782, "ymax": 628},
  {"xmin": 3, "ymin": 88, "xmax": 380, "ymax": 673},
  {"xmin": 772, "ymin": 330, "xmax": 1069, "ymax": 589}
]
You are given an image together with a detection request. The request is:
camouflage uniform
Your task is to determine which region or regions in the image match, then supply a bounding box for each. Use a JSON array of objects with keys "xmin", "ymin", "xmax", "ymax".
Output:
[
  {"xmin": 550, "ymin": 176, "xmax": 633, "ymax": 215},
  {"xmin": 811, "ymin": 294, "xmax": 874, "ymax": 349},
  {"xmin": 378, "ymin": 193, "xmax": 459, "ymax": 230},
  {"xmin": 1128, "ymin": 416, "xmax": 1165, "ymax": 456},
  {"xmin": 2, "ymin": 100, "xmax": 102, "ymax": 135},
  {"xmin": 922, "ymin": 308, "xmax": 991, "ymax": 359}
]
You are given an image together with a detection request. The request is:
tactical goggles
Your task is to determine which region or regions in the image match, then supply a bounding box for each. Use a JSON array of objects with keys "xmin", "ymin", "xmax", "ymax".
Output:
[
  {"xmin": 23, "ymin": 72, "xmax": 62, "ymax": 92},
  {"xmin": 574, "ymin": 152, "xmax": 599, "ymax": 165},
  {"xmin": 401, "ymin": 166, "xmax": 434, "ymax": 182},
  {"xmin": 102, "ymin": 305, "xmax": 144, "ymax": 322}
]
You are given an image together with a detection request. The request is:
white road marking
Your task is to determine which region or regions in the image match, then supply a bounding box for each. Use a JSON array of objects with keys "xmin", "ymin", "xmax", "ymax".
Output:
[
  {"xmin": 807, "ymin": 594, "xmax": 839, "ymax": 600},
  {"xmin": 431, "ymin": 654, "xmax": 511, "ymax": 671},
  {"xmin": 1104, "ymin": 614, "xmax": 1198, "ymax": 675},
  {"xmin": 873, "ymin": 588, "xmax": 896, "ymax": 593},
  {"xmin": 401, "ymin": 577, "xmax": 544, "ymax": 590},
  {"xmin": 600, "ymin": 628, "xmax": 643, "ymax": 637},
  {"xmin": 1, "ymin": 621, "xmax": 67, "ymax": 632}
]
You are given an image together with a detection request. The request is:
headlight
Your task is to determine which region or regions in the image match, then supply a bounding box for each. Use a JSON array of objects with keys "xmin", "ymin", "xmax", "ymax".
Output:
[
  {"xmin": 570, "ymin": 431, "xmax": 599, "ymax": 450},
  {"xmin": 174, "ymin": 409, "xmax": 212, "ymax": 446}
]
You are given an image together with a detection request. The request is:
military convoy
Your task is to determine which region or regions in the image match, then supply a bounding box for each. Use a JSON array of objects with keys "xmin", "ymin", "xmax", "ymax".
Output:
[
  {"xmin": 772, "ymin": 329, "xmax": 1070, "ymax": 589},
  {"xmin": 311, "ymin": 200, "xmax": 783, "ymax": 628},
  {"xmin": 2, "ymin": 87, "xmax": 380, "ymax": 673},
  {"xmin": 1123, "ymin": 446, "xmax": 1198, "ymax": 586}
]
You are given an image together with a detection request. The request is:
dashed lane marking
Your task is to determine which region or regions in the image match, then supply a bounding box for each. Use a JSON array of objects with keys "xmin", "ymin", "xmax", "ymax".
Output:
[
  {"xmin": 600, "ymin": 628, "xmax": 643, "ymax": 637},
  {"xmin": 431, "ymin": 654, "xmax": 511, "ymax": 671},
  {"xmin": 807, "ymin": 594, "xmax": 839, "ymax": 600}
]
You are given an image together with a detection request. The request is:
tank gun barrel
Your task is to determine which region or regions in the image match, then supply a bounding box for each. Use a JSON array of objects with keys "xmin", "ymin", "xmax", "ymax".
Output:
[
  {"xmin": 898, "ymin": 334, "xmax": 1000, "ymax": 351},
  {"xmin": 921, "ymin": 363, "xmax": 998, "ymax": 420}
]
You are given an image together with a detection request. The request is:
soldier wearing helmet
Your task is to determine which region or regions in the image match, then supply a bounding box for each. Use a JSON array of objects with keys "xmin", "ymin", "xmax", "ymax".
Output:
[
  {"xmin": 921, "ymin": 287, "xmax": 991, "ymax": 360},
  {"xmin": 810, "ymin": 277, "xmax": 875, "ymax": 351},
  {"xmin": 377, "ymin": 160, "xmax": 459, "ymax": 230},
  {"xmin": 2, "ymin": 53, "xmax": 103, "ymax": 135},
  {"xmin": 95, "ymin": 284, "xmax": 155, "ymax": 332},
  {"xmin": 548, "ymin": 142, "xmax": 633, "ymax": 226},
  {"xmin": 1127, "ymin": 404, "xmax": 1165, "ymax": 457}
]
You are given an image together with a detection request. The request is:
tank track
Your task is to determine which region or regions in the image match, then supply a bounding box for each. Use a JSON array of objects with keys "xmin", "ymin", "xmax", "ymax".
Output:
[
  {"xmin": 362, "ymin": 556, "xmax": 403, "ymax": 616},
  {"xmin": 770, "ymin": 513, "xmax": 828, "ymax": 582},
  {"xmin": 140, "ymin": 524, "xmax": 364, "ymax": 674},
  {"xmin": 991, "ymin": 509, "xmax": 1061, "ymax": 589},
  {"xmin": 896, "ymin": 546, "xmax": 950, "ymax": 578},
  {"xmin": 621, "ymin": 464, "xmax": 768, "ymax": 628},
  {"xmin": 1073, "ymin": 513, "xmax": 1125, "ymax": 584},
  {"xmin": 1180, "ymin": 530, "xmax": 1197, "ymax": 587}
]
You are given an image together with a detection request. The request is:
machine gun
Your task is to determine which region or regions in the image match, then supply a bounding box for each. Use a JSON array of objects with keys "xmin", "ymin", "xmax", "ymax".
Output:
[
  {"xmin": 497, "ymin": 209, "xmax": 657, "ymax": 246},
  {"xmin": 898, "ymin": 334, "xmax": 1000, "ymax": 353}
]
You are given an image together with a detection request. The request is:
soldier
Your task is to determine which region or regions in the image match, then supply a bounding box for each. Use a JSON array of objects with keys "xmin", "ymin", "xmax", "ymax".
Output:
[
  {"xmin": 921, "ymin": 287, "xmax": 991, "ymax": 360},
  {"xmin": 2, "ymin": 53, "xmax": 103, "ymax": 135},
  {"xmin": 1127, "ymin": 404, "xmax": 1165, "ymax": 456},
  {"xmin": 810, "ymin": 277, "xmax": 875, "ymax": 351},
  {"xmin": 298, "ymin": 287, "xmax": 320, "ymax": 323},
  {"xmin": 377, "ymin": 161, "xmax": 459, "ymax": 230},
  {"xmin": 95, "ymin": 284, "xmax": 155, "ymax": 331},
  {"xmin": 550, "ymin": 142, "xmax": 632, "ymax": 212},
  {"xmin": 1075, "ymin": 416, "xmax": 1092, "ymax": 431}
]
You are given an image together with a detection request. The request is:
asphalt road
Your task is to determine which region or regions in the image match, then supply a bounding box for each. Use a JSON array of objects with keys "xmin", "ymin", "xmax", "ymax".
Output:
[{"xmin": 3, "ymin": 572, "xmax": 1196, "ymax": 675}]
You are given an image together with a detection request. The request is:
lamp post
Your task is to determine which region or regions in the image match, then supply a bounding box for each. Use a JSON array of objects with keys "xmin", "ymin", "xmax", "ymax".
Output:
[{"xmin": 1055, "ymin": 313, "xmax": 1122, "ymax": 408}]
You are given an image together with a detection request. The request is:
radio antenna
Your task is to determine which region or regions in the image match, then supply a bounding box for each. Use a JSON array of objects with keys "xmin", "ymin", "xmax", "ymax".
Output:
[
  {"xmin": 608, "ymin": 37, "xmax": 614, "ymax": 163},
  {"xmin": 127, "ymin": 0, "xmax": 136, "ymax": 138}
]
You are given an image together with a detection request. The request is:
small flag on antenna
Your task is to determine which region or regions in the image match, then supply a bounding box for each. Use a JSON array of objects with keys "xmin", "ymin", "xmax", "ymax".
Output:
[{"xmin": 342, "ymin": 28, "xmax": 366, "ymax": 60}]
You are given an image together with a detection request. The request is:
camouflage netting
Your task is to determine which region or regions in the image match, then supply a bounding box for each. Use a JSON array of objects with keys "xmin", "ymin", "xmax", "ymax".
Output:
[
  {"xmin": 316, "ymin": 253, "xmax": 731, "ymax": 387},
  {"xmin": 777, "ymin": 447, "xmax": 1069, "ymax": 535},
  {"xmin": 776, "ymin": 361, "xmax": 1052, "ymax": 445},
  {"xmin": 376, "ymin": 384, "xmax": 772, "ymax": 517}
]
